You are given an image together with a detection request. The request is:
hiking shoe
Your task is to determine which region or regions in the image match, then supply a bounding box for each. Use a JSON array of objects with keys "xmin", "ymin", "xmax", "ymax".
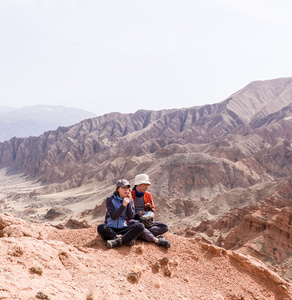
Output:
[
  {"xmin": 107, "ymin": 237, "xmax": 123, "ymax": 249},
  {"xmin": 124, "ymin": 239, "xmax": 135, "ymax": 246},
  {"xmin": 158, "ymin": 238, "xmax": 171, "ymax": 248}
]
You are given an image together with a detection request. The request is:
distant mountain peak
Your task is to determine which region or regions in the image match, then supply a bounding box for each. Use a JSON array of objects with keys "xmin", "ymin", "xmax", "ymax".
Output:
[
  {"xmin": 226, "ymin": 77, "xmax": 292, "ymax": 123},
  {"xmin": 0, "ymin": 105, "xmax": 97, "ymax": 142}
]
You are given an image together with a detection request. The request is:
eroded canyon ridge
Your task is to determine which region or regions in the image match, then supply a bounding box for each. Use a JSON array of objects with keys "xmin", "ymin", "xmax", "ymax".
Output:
[{"xmin": 1, "ymin": 77, "xmax": 292, "ymax": 283}]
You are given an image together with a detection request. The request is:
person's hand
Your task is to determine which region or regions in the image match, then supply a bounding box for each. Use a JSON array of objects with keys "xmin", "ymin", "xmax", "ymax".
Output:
[
  {"xmin": 146, "ymin": 203, "xmax": 153, "ymax": 210},
  {"xmin": 123, "ymin": 197, "xmax": 130, "ymax": 207},
  {"xmin": 139, "ymin": 211, "xmax": 146, "ymax": 216},
  {"xmin": 122, "ymin": 190, "xmax": 131, "ymax": 206}
]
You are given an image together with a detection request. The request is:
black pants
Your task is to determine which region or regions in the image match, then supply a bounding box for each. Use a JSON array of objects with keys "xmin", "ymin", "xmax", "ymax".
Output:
[{"xmin": 97, "ymin": 222, "xmax": 145, "ymax": 243}]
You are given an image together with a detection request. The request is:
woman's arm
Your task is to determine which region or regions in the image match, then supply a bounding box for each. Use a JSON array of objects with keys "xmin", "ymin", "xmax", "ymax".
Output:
[
  {"xmin": 106, "ymin": 197, "xmax": 126, "ymax": 220},
  {"xmin": 126, "ymin": 198, "xmax": 136, "ymax": 220}
]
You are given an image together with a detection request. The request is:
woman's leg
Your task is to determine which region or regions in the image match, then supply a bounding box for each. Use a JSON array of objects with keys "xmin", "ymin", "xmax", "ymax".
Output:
[
  {"xmin": 128, "ymin": 219, "xmax": 155, "ymax": 242},
  {"xmin": 97, "ymin": 223, "xmax": 117, "ymax": 240},
  {"xmin": 117, "ymin": 222, "xmax": 145, "ymax": 243},
  {"xmin": 101, "ymin": 223, "xmax": 144, "ymax": 249}
]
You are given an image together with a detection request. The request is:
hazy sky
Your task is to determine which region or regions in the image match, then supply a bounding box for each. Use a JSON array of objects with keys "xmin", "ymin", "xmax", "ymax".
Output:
[{"xmin": 1, "ymin": 0, "xmax": 292, "ymax": 116}]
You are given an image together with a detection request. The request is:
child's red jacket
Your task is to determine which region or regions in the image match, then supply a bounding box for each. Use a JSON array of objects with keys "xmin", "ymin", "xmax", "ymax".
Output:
[{"xmin": 131, "ymin": 190, "xmax": 156, "ymax": 213}]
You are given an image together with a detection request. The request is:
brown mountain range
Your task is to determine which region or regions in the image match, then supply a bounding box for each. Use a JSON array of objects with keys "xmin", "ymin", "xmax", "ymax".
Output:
[{"xmin": 0, "ymin": 77, "xmax": 292, "ymax": 285}]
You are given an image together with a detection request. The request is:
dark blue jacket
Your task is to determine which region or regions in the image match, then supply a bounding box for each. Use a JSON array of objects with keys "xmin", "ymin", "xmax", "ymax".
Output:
[{"xmin": 105, "ymin": 194, "xmax": 135, "ymax": 228}]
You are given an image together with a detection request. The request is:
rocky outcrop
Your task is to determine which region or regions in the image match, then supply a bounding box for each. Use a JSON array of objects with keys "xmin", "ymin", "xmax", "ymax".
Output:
[
  {"xmin": 1, "ymin": 213, "xmax": 292, "ymax": 300},
  {"xmin": 44, "ymin": 206, "xmax": 73, "ymax": 220},
  {"xmin": 179, "ymin": 177, "xmax": 292, "ymax": 282}
]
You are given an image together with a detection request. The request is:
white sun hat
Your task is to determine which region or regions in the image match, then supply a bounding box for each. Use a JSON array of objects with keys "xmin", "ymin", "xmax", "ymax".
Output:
[{"xmin": 134, "ymin": 174, "xmax": 151, "ymax": 186}]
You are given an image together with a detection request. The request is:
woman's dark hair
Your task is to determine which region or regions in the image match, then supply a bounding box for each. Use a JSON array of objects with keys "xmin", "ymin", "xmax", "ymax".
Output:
[{"xmin": 114, "ymin": 187, "xmax": 120, "ymax": 197}]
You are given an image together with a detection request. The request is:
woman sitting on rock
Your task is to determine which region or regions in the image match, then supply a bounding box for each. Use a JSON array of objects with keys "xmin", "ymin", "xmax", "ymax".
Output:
[{"xmin": 97, "ymin": 179, "xmax": 145, "ymax": 249}]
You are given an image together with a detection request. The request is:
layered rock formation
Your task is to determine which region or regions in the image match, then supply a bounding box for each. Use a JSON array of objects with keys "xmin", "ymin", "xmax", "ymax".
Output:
[
  {"xmin": 179, "ymin": 177, "xmax": 292, "ymax": 282},
  {"xmin": 0, "ymin": 78, "xmax": 291, "ymax": 192}
]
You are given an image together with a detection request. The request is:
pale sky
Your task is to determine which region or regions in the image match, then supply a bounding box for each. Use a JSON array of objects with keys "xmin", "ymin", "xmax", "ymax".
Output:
[{"xmin": 1, "ymin": 0, "xmax": 292, "ymax": 116}]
